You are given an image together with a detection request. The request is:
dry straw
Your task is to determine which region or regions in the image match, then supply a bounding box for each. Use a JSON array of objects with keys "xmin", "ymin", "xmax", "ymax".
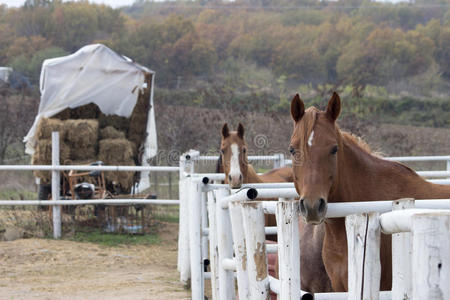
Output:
[{"xmin": 100, "ymin": 126, "xmax": 126, "ymax": 139}]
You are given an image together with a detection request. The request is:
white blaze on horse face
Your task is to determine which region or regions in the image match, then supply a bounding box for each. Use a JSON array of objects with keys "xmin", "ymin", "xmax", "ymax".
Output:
[
  {"xmin": 229, "ymin": 143, "xmax": 242, "ymax": 186},
  {"xmin": 308, "ymin": 130, "xmax": 315, "ymax": 147}
]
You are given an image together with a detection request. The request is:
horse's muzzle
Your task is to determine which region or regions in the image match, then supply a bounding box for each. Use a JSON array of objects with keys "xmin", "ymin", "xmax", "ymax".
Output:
[
  {"xmin": 228, "ymin": 173, "xmax": 243, "ymax": 189},
  {"xmin": 299, "ymin": 197, "xmax": 327, "ymax": 224}
]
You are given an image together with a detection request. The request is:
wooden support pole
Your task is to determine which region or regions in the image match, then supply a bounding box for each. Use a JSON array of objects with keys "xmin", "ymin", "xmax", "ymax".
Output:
[
  {"xmin": 391, "ymin": 199, "xmax": 414, "ymax": 300},
  {"xmin": 188, "ymin": 181, "xmax": 204, "ymax": 300},
  {"xmin": 346, "ymin": 213, "xmax": 381, "ymax": 300},
  {"xmin": 177, "ymin": 164, "xmax": 190, "ymax": 283},
  {"xmin": 207, "ymin": 190, "xmax": 219, "ymax": 300},
  {"xmin": 276, "ymin": 200, "xmax": 301, "ymax": 300},
  {"xmin": 51, "ymin": 132, "xmax": 61, "ymax": 239},
  {"xmin": 229, "ymin": 200, "xmax": 250, "ymax": 300},
  {"xmin": 216, "ymin": 188, "xmax": 235, "ymax": 300},
  {"xmin": 242, "ymin": 201, "xmax": 270, "ymax": 300},
  {"xmin": 412, "ymin": 212, "xmax": 450, "ymax": 299}
]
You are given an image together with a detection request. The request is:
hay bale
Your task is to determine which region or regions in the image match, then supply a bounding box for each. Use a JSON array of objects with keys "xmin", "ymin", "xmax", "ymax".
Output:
[
  {"xmin": 34, "ymin": 139, "xmax": 70, "ymax": 163},
  {"xmin": 70, "ymin": 146, "xmax": 96, "ymax": 161},
  {"xmin": 103, "ymin": 159, "xmax": 136, "ymax": 193},
  {"xmin": 100, "ymin": 126, "xmax": 126, "ymax": 139},
  {"xmin": 99, "ymin": 113, "xmax": 129, "ymax": 133},
  {"xmin": 98, "ymin": 138, "xmax": 135, "ymax": 163},
  {"xmin": 70, "ymin": 103, "xmax": 100, "ymax": 119},
  {"xmin": 99, "ymin": 138, "xmax": 136, "ymax": 192},
  {"xmin": 36, "ymin": 118, "xmax": 65, "ymax": 139},
  {"xmin": 63, "ymin": 119, "xmax": 99, "ymax": 148},
  {"xmin": 32, "ymin": 139, "xmax": 70, "ymax": 181},
  {"xmin": 62, "ymin": 119, "xmax": 98, "ymax": 161}
]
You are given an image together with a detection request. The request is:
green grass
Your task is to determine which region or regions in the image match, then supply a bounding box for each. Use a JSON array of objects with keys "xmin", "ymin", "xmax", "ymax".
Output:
[
  {"xmin": 67, "ymin": 228, "xmax": 161, "ymax": 247},
  {"xmin": 153, "ymin": 213, "xmax": 179, "ymax": 223},
  {"xmin": 0, "ymin": 188, "xmax": 37, "ymax": 201}
]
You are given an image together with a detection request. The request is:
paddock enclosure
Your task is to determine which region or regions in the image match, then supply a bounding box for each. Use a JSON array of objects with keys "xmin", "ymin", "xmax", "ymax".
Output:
[
  {"xmin": 178, "ymin": 151, "xmax": 450, "ymax": 300},
  {"xmin": 1, "ymin": 142, "xmax": 450, "ymax": 299}
]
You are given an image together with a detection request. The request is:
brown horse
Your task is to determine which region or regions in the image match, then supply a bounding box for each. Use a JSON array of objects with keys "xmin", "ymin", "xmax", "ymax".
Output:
[
  {"xmin": 289, "ymin": 92, "xmax": 450, "ymax": 291},
  {"xmin": 219, "ymin": 123, "xmax": 293, "ymax": 188},
  {"xmin": 220, "ymin": 123, "xmax": 332, "ymax": 293}
]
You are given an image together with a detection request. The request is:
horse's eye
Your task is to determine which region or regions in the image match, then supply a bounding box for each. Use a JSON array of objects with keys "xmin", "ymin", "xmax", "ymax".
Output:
[
  {"xmin": 289, "ymin": 146, "xmax": 295, "ymax": 155},
  {"xmin": 331, "ymin": 145, "xmax": 338, "ymax": 155},
  {"xmin": 220, "ymin": 149, "xmax": 225, "ymax": 154},
  {"xmin": 243, "ymin": 148, "xmax": 246, "ymax": 153}
]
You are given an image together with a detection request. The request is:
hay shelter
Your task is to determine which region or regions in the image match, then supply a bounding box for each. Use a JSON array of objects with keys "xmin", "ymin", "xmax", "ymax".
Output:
[{"xmin": 24, "ymin": 44, "xmax": 157, "ymax": 191}]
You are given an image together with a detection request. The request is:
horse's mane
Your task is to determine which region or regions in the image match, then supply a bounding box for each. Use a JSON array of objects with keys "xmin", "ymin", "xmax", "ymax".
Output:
[{"xmin": 340, "ymin": 131, "xmax": 379, "ymax": 156}]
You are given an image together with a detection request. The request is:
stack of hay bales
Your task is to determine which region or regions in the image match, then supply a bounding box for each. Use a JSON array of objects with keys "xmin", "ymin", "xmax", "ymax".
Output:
[
  {"xmin": 32, "ymin": 100, "xmax": 144, "ymax": 193},
  {"xmin": 32, "ymin": 118, "xmax": 99, "ymax": 183}
]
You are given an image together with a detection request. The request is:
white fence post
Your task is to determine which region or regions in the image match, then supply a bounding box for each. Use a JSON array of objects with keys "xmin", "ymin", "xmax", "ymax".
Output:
[
  {"xmin": 177, "ymin": 155, "xmax": 190, "ymax": 284},
  {"xmin": 242, "ymin": 201, "xmax": 270, "ymax": 299},
  {"xmin": 207, "ymin": 190, "xmax": 219, "ymax": 300},
  {"xmin": 229, "ymin": 200, "xmax": 250, "ymax": 300},
  {"xmin": 216, "ymin": 188, "xmax": 235, "ymax": 300},
  {"xmin": 412, "ymin": 212, "xmax": 450, "ymax": 299},
  {"xmin": 188, "ymin": 181, "xmax": 204, "ymax": 300},
  {"xmin": 51, "ymin": 132, "xmax": 61, "ymax": 239},
  {"xmin": 276, "ymin": 200, "xmax": 301, "ymax": 300},
  {"xmin": 392, "ymin": 199, "xmax": 414, "ymax": 300},
  {"xmin": 273, "ymin": 153, "xmax": 285, "ymax": 169},
  {"xmin": 346, "ymin": 213, "xmax": 381, "ymax": 300},
  {"xmin": 201, "ymin": 191, "xmax": 209, "ymax": 267}
]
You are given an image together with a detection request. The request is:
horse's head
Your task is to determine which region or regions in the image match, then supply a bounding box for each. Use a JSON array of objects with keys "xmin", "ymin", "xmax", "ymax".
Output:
[
  {"xmin": 289, "ymin": 92, "xmax": 341, "ymax": 224},
  {"xmin": 220, "ymin": 123, "xmax": 248, "ymax": 189}
]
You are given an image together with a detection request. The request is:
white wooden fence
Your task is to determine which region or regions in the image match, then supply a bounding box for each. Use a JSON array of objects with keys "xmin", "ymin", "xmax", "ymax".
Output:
[{"xmin": 178, "ymin": 152, "xmax": 450, "ymax": 300}]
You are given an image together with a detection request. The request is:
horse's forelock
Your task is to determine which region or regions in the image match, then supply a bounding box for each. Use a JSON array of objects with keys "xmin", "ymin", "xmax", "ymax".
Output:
[{"xmin": 294, "ymin": 107, "xmax": 319, "ymax": 164}]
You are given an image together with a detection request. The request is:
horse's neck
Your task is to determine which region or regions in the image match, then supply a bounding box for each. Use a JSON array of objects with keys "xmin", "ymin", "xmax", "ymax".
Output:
[
  {"xmin": 326, "ymin": 132, "xmax": 450, "ymax": 243},
  {"xmin": 245, "ymin": 164, "xmax": 264, "ymax": 184},
  {"xmin": 332, "ymin": 135, "xmax": 450, "ymax": 203}
]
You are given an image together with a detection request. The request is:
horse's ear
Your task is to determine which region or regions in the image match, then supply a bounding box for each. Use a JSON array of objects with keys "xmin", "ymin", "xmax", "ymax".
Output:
[
  {"xmin": 326, "ymin": 92, "xmax": 341, "ymax": 122},
  {"xmin": 237, "ymin": 123, "xmax": 244, "ymax": 139},
  {"xmin": 291, "ymin": 94, "xmax": 305, "ymax": 123},
  {"xmin": 222, "ymin": 123, "xmax": 229, "ymax": 138}
]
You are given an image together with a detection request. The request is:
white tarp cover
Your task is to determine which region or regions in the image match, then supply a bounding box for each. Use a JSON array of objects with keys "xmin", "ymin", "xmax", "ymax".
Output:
[{"xmin": 24, "ymin": 44, "xmax": 157, "ymax": 190}]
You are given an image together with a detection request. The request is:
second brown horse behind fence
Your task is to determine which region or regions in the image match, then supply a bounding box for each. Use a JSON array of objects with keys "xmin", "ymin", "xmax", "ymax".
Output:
[{"xmin": 289, "ymin": 92, "xmax": 450, "ymax": 291}]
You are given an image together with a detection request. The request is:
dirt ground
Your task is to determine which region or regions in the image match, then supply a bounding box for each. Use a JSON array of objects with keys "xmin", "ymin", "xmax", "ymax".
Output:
[{"xmin": 0, "ymin": 223, "xmax": 191, "ymax": 300}]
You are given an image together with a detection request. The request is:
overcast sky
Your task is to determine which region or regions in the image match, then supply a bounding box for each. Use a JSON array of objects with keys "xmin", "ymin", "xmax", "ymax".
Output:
[
  {"xmin": 0, "ymin": 0, "xmax": 136, "ymax": 8},
  {"xmin": 0, "ymin": 0, "xmax": 407, "ymax": 7}
]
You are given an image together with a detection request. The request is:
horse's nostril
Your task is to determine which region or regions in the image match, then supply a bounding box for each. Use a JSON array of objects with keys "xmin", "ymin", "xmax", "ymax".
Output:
[
  {"xmin": 299, "ymin": 199, "xmax": 307, "ymax": 215},
  {"xmin": 318, "ymin": 198, "xmax": 326, "ymax": 213},
  {"xmin": 239, "ymin": 174, "xmax": 243, "ymax": 181},
  {"xmin": 228, "ymin": 174, "xmax": 232, "ymax": 181}
]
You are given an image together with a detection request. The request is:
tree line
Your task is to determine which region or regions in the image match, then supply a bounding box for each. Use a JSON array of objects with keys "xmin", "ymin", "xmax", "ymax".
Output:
[{"xmin": 0, "ymin": 0, "xmax": 449, "ymax": 98}]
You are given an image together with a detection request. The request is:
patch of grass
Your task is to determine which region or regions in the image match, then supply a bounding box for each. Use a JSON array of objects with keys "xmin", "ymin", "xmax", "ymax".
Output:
[
  {"xmin": 153, "ymin": 214, "xmax": 179, "ymax": 223},
  {"xmin": 67, "ymin": 228, "xmax": 160, "ymax": 247},
  {"xmin": 0, "ymin": 188, "xmax": 37, "ymax": 201}
]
